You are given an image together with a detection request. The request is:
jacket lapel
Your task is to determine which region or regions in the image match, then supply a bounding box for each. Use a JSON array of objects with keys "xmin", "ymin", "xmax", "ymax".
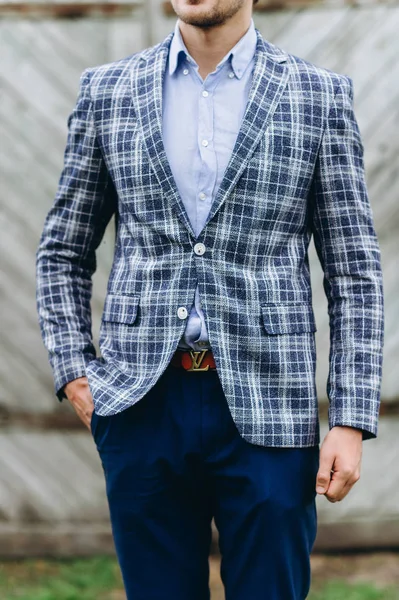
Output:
[
  {"xmin": 131, "ymin": 33, "xmax": 197, "ymax": 239},
  {"xmin": 202, "ymin": 31, "xmax": 290, "ymax": 232},
  {"xmin": 131, "ymin": 29, "xmax": 289, "ymax": 240}
]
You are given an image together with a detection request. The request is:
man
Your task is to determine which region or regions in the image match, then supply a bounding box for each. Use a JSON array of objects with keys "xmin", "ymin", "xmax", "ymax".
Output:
[{"xmin": 36, "ymin": 0, "xmax": 384, "ymax": 598}]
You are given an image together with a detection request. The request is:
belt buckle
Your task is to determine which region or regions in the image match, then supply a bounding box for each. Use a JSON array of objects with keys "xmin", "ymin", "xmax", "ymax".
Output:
[{"xmin": 187, "ymin": 349, "xmax": 210, "ymax": 371}]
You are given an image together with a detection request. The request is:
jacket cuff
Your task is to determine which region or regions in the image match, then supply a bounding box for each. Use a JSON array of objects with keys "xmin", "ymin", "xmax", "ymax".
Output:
[
  {"xmin": 50, "ymin": 352, "xmax": 96, "ymax": 402},
  {"xmin": 329, "ymin": 411, "xmax": 378, "ymax": 441}
]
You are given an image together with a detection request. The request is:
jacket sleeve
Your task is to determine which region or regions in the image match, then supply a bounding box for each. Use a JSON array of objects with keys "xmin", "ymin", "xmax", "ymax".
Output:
[
  {"xmin": 310, "ymin": 75, "xmax": 384, "ymax": 440},
  {"xmin": 36, "ymin": 68, "xmax": 117, "ymax": 401}
]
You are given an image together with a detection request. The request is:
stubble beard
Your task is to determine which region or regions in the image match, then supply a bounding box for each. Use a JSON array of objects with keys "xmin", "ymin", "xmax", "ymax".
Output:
[{"xmin": 175, "ymin": 0, "xmax": 246, "ymax": 28}]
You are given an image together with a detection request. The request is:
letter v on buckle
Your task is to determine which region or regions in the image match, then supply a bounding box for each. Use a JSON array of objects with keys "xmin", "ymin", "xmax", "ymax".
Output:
[{"xmin": 188, "ymin": 349, "xmax": 209, "ymax": 371}]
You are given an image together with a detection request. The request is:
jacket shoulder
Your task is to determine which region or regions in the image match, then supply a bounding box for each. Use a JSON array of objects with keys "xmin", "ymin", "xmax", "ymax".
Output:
[
  {"xmin": 263, "ymin": 36, "xmax": 351, "ymax": 95},
  {"xmin": 79, "ymin": 36, "xmax": 170, "ymax": 95},
  {"xmin": 286, "ymin": 51, "xmax": 352, "ymax": 95}
]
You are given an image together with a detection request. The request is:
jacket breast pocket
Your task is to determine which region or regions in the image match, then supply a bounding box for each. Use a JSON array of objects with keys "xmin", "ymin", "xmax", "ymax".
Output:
[
  {"xmin": 261, "ymin": 302, "xmax": 317, "ymax": 335},
  {"xmin": 101, "ymin": 293, "xmax": 140, "ymax": 325}
]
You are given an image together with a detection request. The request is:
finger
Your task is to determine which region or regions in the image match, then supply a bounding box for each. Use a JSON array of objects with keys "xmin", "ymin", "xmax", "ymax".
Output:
[
  {"xmin": 332, "ymin": 482, "xmax": 354, "ymax": 502},
  {"xmin": 82, "ymin": 416, "xmax": 93, "ymax": 431},
  {"xmin": 73, "ymin": 402, "xmax": 94, "ymax": 430},
  {"xmin": 71, "ymin": 391, "xmax": 94, "ymax": 412},
  {"xmin": 69, "ymin": 393, "xmax": 94, "ymax": 418},
  {"xmin": 84, "ymin": 408, "xmax": 95, "ymax": 431},
  {"xmin": 326, "ymin": 484, "xmax": 350, "ymax": 502},
  {"xmin": 325, "ymin": 469, "xmax": 351, "ymax": 502},
  {"xmin": 316, "ymin": 451, "xmax": 334, "ymax": 494},
  {"xmin": 326, "ymin": 469, "xmax": 360, "ymax": 503}
]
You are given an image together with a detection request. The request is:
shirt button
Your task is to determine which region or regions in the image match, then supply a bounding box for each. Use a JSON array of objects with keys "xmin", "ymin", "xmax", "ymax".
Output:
[
  {"xmin": 202, "ymin": 139, "xmax": 209, "ymax": 147},
  {"xmin": 202, "ymin": 90, "xmax": 209, "ymax": 97},
  {"xmin": 228, "ymin": 72, "xmax": 235, "ymax": 79},
  {"xmin": 199, "ymin": 192, "xmax": 206, "ymax": 201},
  {"xmin": 177, "ymin": 306, "xmax": 188, "ymax": 319},
  {"xmin": 194, "ymin": 242, "xmax": 206, "ymax": 256},
  {"xmin": 183, "ymin": 69, "xmax": 189, "ymax": 75}
]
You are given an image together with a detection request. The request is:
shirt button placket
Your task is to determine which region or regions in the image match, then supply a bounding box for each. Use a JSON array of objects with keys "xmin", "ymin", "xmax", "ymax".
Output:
[{"xmin": 197, "ymin": 76, "xmax": 215, "ymax": 230}]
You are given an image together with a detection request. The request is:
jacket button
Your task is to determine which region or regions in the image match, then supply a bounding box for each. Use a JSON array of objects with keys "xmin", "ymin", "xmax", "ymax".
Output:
[
  {"xmin": 177, "ymin": 306, "xmax": 188, "ymax": 319},
  {"xmin": 194, "ymin": 242, "xmax": 206, "ymax": 256}
]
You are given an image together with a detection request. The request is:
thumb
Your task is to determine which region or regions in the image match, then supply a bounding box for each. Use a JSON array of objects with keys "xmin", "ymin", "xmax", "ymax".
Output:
[{"xmin": 316, "ymin": 450, "xmax": 334, "ymax": 494}]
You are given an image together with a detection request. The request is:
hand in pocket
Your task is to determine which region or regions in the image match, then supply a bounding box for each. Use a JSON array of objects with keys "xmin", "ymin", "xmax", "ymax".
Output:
[{"xmin": 64, "ymin": 376, "xmax": 94, "ymax": 431}]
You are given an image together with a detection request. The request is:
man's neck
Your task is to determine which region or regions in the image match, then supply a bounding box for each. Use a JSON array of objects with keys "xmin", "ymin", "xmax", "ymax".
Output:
[{"xmin": 178, "ymin": 14, "xmax": 252, "ymax": 80}]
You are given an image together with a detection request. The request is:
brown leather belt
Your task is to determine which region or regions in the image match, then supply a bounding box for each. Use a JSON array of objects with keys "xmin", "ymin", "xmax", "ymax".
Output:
[{"xmin": 171, "ymin": 348, "xmax": 217, "ymax": 371}]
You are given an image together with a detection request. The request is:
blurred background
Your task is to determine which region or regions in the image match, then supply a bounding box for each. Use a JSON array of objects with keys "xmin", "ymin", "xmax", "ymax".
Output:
[{"xmin": 0, "ymin": 0, "xmax": 398, "ymax": 598}]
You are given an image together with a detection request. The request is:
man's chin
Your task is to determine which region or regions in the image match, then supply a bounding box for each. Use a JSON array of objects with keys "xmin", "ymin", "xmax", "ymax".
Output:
[
  {"xmin": 174, "ymin": 0, "xmax": 244, "ymax": 28},
  {"xmin": 179, "ymin": 17, "xmax": 218, "ymax": 28},
  {"xmin": 177, "ymin": 9, "xmax": 224, "ymax": 28},
  {"xmin": 173, "ymin": 0, "xmax": 223, "ymax": 27}
]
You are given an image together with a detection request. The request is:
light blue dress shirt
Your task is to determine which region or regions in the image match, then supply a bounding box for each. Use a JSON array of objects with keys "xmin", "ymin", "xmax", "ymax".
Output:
[{"xmin": 162, "ymin": 19, "xmax": 257, "ymax": 351}]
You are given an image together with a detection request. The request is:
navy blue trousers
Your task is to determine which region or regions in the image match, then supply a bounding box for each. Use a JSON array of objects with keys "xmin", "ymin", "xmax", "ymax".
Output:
[{"xmin": 90, "ymin": 364, "xmax": 319, "ymax": 600}]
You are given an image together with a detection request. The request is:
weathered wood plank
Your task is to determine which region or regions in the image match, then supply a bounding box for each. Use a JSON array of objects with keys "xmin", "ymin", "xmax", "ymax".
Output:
[
  {"xmin": 0, "ymin": 2, "xmax": 142, "ymax": 19},
  {"xmin": 14, "ymin": 432, "xmax": 107, "ymax": 513},
  {"xmin": 0, "ymin": 523, "xmax": 115, "ymax": 558},
  {"xmin": 0, "ymin": 433, "xmax": 107, "ymax": 522}
]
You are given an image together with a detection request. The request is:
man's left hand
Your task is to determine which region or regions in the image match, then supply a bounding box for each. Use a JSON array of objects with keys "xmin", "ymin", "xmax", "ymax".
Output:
[{"xmin": 316, "ymin": 426, "xmax": 363, "ymax": 502}]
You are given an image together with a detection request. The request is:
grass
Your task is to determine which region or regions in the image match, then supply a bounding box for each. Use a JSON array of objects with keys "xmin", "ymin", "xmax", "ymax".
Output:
[
  {"xmin": 308, "ymin": 582, "xmax": 399, "ymax": 600},
  {"xmin": 0, "ymin": 556, "xmax": 398, "ymax": 600},
  {"xmin": 0, "ymin": 557, "xmax": 123, "ymax": 600}
]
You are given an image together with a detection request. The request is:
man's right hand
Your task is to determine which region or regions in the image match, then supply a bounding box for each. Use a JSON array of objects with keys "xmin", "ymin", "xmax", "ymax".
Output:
[{"xmin": 64, "ymin": 376, "xmax": 94, "ymax": 431}]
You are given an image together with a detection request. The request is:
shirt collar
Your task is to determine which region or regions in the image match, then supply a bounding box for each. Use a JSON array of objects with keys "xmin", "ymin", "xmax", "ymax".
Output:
[
  {"xmin": 168, "ymin": 18, "xmax": 257, "ymax": 79},
  {"xmin": 168, "ymin": 21, "xmax": 188, "ymax": 76}
]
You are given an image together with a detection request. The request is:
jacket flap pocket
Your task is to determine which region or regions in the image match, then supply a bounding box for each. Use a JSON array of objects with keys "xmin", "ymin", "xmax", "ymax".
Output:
[
  {"xmin": 261, "ymin": 302, "xmax": 317, "ymax": 335},
  {"xmin": 102, "ymin": 294, "xmax": 139, "ymax": 325}
]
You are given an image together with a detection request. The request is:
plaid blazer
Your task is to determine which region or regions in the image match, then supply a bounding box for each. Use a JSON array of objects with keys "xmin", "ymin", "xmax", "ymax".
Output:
[{"xmin": 36, "ymin": 28, "xmax": 384, "ymax": 447}]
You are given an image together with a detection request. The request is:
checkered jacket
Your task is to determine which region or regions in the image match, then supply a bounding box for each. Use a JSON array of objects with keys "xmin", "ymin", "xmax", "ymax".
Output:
[{"xmin": 36, "ymin": 29, "xmax": 384, "ymax": 447}]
